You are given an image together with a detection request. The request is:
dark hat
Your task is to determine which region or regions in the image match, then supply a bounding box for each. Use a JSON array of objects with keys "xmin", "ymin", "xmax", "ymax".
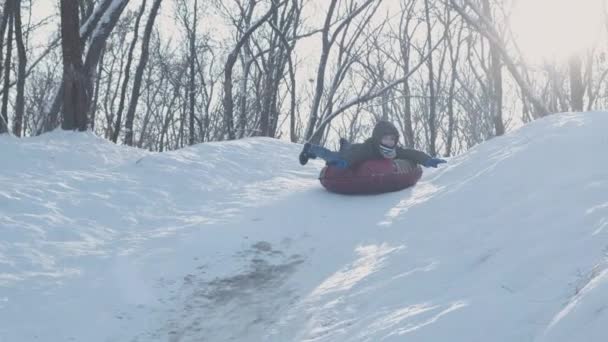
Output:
[{"xmin": 372, "ymin": 120, "xmax": 400, "ymax": 145}]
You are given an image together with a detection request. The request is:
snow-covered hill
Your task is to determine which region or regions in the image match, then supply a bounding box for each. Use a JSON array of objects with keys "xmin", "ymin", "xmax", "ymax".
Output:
[{"xmin": 1, "ymin": 112, "xmax": 608, "ymax": 342}]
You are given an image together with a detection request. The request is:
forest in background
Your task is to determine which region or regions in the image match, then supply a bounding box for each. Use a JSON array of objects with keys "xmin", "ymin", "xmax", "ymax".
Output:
[{"xmin": 0, "ymin": 0, "xmax": 606, "ymax": 156}]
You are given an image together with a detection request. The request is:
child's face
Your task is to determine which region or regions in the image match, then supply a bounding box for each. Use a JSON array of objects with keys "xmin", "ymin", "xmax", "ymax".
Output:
[{"xmin": 381, "ymin": 135, "xmax": 397, "ymax": 147}]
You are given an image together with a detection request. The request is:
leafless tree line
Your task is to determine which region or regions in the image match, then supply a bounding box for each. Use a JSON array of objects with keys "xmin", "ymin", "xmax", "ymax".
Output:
[{"xmin": 0, "ymin": 0, "xmax": 607, "ymax": 156}]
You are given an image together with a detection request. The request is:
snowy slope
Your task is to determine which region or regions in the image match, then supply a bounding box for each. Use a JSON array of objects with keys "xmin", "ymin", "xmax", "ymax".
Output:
[{"xmin": 1, "ymin": 112, "xmax": 608, "ymax": 342}]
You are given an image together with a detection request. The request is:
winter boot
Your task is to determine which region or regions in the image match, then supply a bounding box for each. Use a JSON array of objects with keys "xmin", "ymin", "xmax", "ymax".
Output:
[{"xmin": 299, "ymin": 143, "xmax": 316, "ymax": 165}]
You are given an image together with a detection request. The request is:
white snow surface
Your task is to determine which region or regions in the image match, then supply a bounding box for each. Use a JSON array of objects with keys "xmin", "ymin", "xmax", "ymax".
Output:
[{"xmin": 1, "ymin": 112, "xmax": 608, "ymax": 342}]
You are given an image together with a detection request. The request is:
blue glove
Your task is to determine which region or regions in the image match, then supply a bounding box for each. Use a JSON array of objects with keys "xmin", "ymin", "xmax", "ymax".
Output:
[{"xmin": 422, "ymin": 157, "xmax": 446, "ymax": 168}]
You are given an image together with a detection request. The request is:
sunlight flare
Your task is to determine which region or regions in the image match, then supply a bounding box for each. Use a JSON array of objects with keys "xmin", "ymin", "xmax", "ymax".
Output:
[{"xmin": 510, "ymin": 0, "xmax": 604, "ymax": 62}]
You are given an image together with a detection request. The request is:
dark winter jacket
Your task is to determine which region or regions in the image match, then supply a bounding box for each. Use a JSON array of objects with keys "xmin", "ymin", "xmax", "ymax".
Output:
[{"xmin": 339, "ymin": 121, "xmax": 432, "ymax": 167}]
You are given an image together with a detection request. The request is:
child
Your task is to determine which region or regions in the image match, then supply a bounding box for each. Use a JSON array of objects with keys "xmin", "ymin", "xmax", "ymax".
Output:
[{"xmin": 299, "ymin": 120, "xmax": 446, "ymax": 169}]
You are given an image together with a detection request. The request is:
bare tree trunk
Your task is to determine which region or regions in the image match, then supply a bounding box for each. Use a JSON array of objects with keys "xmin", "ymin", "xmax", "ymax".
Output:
[
  {"xmin": 303, "ymin": 0, "xmax": 337, "ymax": 142},
  {"xmin": 569, "ymin": 55, "xmax": 584, "ymax": 111},
  {"xmin": 0, "ymin": 0, "xmax": 11, "ymax": 133},
  {"xmin": 424, "ymin": 0, "xmax": 437, "ymax": 156},
  {"xmin": 238, "ymin": 59, "xmax": 252, "ymax": 138},
  {"xmin": 12, "ymin": 0, "xmax": 26, "ymax": 137},
  {"xmin": 159, "ymin": 94, "xmax": 178, "ymax": 152},
  {"xmin": 30, "ymin": 0, "xmax": 124, "ymax": 134},
  {"xmin": 102, "ymin": 50, "xmax": 125, "ymax": 138},
  {"xmin": 1, "ymin": 2, "xmax": 14, "ymax": 134},
  {"xmin": 260, "ymin": 45, "xmax": 277, "ymax": 136},
  {"xmin": 223, "ymin": 3, "xmax": 278, "ymax": 140},
  {"xmin": 90, "ymin": 49, "xmax": 104, "ymax": 130},
  {"xmin": 188, "ymin": 0, "xmax": 198, "ymax": 145},
  {"xmin": 446, "ymin": 12, "xmax": 463, "ymax": 156},
  {"xmin": 79, "ymin": 0, "xmax": 123, "ymax": 44},
  {"xmin": 260, "ymin": 6, "xmax": 292, "ymax": 138},
  {"xmin": 195, "ymin": 46, "xmax": 215, "ymax": 142},
  {"xmin": 0, "ymin": 0, "xmax": 10, "ymax": 79},
  {"xmin": 82, "ymin": 0, "xmax": 128, "ymax": 131},
  {"xmin": 43, "ymin": 81, "xmax": 64, "ymax": 132},
  {"xmin": 178, "ymin": 96, "xmax": 185, "ymax": 148},
  {"xmin": 42, "ymin": 0, "xmax": 128, "ymax": 134},
  {"xmin": 60, "ymin": 0, "xmax": 88, "ymax": 131},
  {"xmin": 288, "ymin": 55, "xmax": 297, "ymax": 142},
  {"xmin": 491, "ymin": 48, "xmax": 504, "ymax": 135},
  {"xmin": 402, "ymin": 79, "xmax": 413, "ymax": 146},
  {"xmin": 288, "ymin": 0, "xmax": 302, "ymax": 142},
  {"xmin": 159, "ymin": 64, "xmax": 185, "ymax": 151},
  {"xmin": 398, "ymin": 0, "xmax": 418, "ymax": 147},
  {"xmin": 380, "ymin": 72, "xmax": 389, "ymax": 121},
  {"xmin": 79, "ymin": 0, "xmax": 96, "ymax": 23},
  {"xmin": 112, "ymin": 0, "xmax": 146, "ymax": 143},
  {"xmin": 264, "ymin": 1, "xmax": 300, "ymax": 139},
  {"xmin": 482, "ymin": 0, "xmax": 504, "ymax": 136},
  {"xmin": 83, "ymin": 0, "xmax": 128, "ymax": 77},
  {"xmin": 124, "ymin": 0, "xmax": 163, "ymax": 146},
  {"xmin": 232, "ymin": 1, "xmax": 255, "ymax": 138},
  {"xmin": 138, "ymin": 57, "xmax": 163, "ymax": 148},
  {"xmin": 259, "ymin": 69, "xmax": 272, "ymax": 136}
]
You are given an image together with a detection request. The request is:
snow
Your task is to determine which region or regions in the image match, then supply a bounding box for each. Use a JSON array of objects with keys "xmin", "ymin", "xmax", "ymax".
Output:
[{"xmin": 1, "ymin": 112, "xmax": 608, "ymax": 341}]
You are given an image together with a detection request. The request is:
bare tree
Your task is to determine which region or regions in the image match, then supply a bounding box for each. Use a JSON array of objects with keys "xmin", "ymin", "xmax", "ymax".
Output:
[
  {"xmin": 585, "ymin": 51, "xmax": 608, "ymax": 110},
  {"xmin": 219, "ymin": 0, "xmax": 257, "ymax": 139},
  {"xmin": 396, "ymin": 0, "xmax": 421, "ymax": 148},
  {"xmin": 112, "ymin": 0, "xmax": 147, "ymax": 143},
  {"xmin": 175, "ymin": 0, "xmax": 204, "ymax": 145},
  {"xmin": 443, "ymin": 6, "xmax": 465, "ymax": 156},
  {"xmin": 450, "ymin": 0, "xmax": 549, "ymax": 117},
  {"xmin": 60, "ymin": 0, "xmax": 88, "ymax": 130},
  {"xmin": 568, "ymin": 55, "xmax": 584, "ymax": 111},
  {"xmin": 98, "ymin": 26, "xmax": 130, "ymax": 138},
  {"xmin": 43, "ymin": 0, "xmax": 129, "ymax": 133},
  {"xmin": 26, "ymin": 56, "xmax": 60, "ymax": 136},
  {"xmin": 303, "ymin": 0, "xmax": 380, "ymax": 143},
  {"xmin": 124, "ymin": 0, "xmax": 163, "ymax": 146},
  {"xmin": 246, "ymin": 0, "xmax": 301, "ymax": 137},
  {"xmin": 12, "ymin": 0, "xmax": 27, "ymax": 137},
  {"xmin": 310, "ymin": 37, "xmax": 445, "ymax": 143},
  {"xmin": 481, "ymin": 0, "xmax": 504, "ymax": 136},
  {"xmin": 4, "ymin": 0, "xmax": 603, "ymax": 155},
  {"xmin": 1, "ymin": 0, "xmax": 14, "ymax": 134},
  {"xmin": 222, "ymin": 0, "xmax": 283, "ymax": 140},
  {"xmin": 187, "ymin": 0, "xmax": 198, "ymax": 145},
  {"xmin": 423, "ymin": 0, "xmax": 438, "ymax": 155}
]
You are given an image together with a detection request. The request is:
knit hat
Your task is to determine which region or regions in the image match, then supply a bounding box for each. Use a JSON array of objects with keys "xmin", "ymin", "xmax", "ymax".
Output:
[{"xmin": 372, "ymin": 121, "xmax": 399, "ymax": 159}]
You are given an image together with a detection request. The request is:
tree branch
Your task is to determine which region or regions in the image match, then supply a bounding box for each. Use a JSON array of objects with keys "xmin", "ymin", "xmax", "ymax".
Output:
[{"xmin": 310, "ymin": 35, "xmax": 446, "ymax": 141}]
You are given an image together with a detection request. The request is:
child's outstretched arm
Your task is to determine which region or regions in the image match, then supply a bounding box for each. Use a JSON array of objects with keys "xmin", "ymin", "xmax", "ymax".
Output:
[{"xmin": 396, "ymin": 147, "xmax": 446, "ymax": 168}]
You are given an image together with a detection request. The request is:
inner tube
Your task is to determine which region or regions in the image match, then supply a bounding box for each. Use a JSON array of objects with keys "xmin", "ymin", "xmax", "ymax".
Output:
[{"xmin": 319, "ymin": 159, "xmax": 423, "ymax": 194}]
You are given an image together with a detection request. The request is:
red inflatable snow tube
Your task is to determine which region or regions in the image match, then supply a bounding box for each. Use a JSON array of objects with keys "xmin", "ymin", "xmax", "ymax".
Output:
[{"xmin": 319, "ymin": 159, "xmax": 423, "ymax": 194}]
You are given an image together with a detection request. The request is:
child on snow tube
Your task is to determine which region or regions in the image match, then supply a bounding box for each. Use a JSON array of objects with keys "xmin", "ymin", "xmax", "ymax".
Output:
[
  {"xmin": 299, "ymin": 120, "xmax": 446, "ymax": 170},
  {"xmin": 298, "ymin": 121, "xmax": 446, "ymax": 193}
]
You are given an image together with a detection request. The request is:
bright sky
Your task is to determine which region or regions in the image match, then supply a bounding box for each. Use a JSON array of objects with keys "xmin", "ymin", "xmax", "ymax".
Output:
[
  {"xmin": 31, "ymin": 0, "xmax": 607, "ymax": 65},
  {"xmin": 510, "ymin": 0, "xmax": 605, "ymax": 63}
]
